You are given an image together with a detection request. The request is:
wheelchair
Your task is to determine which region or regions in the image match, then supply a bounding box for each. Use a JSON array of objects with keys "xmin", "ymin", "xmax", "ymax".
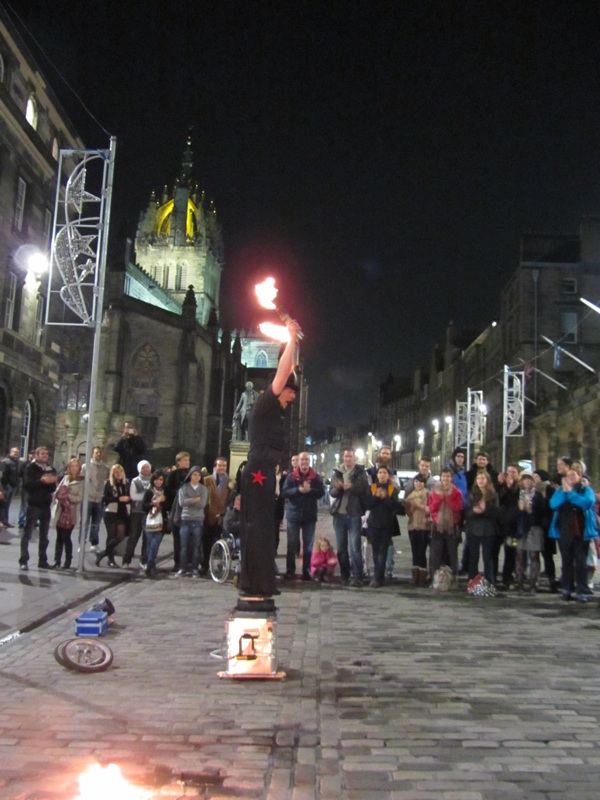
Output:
[{"xmin": 209, "ymin": 532, "xmax": 241, "ymax": 583}]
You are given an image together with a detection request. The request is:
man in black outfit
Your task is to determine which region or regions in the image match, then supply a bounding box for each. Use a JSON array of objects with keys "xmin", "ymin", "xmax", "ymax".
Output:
[
  {"xmin": 239, "ymin": 318, "xmax": 300, "ymax": 598},
  {"xmin": 19, "ymin": 446, "xmax": 58, "ymax": 570},
  {"xmin": 113, "ymin": 422, "xmax": 146, "ymax": 481}
]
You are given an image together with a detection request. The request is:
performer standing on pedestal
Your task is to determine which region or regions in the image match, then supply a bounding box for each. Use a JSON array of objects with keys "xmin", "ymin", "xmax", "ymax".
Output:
[{"xmin": 239, "ymin": 318, "xmax": 300, "ymax": 598}]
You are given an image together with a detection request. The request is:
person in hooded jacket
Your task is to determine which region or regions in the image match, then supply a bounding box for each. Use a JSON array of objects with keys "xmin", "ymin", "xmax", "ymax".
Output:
[
  {"xmin": 177, "ymin": 465, "xmax": 208, "ymax": 576},
  {"xmin": 549, "ymin": 467, "xmax": 598, "ymax": 602}
]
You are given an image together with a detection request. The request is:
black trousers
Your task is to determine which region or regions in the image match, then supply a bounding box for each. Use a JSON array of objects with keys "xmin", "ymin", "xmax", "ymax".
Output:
[{"xmin": 239, "ymin": 455, "xmax": 277, "ymax": 597}]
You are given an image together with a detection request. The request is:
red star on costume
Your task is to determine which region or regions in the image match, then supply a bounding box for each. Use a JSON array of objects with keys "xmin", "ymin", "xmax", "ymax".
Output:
[{"xmin": 252, "ymin": 470, "xmax": 267, "ymax": 485}]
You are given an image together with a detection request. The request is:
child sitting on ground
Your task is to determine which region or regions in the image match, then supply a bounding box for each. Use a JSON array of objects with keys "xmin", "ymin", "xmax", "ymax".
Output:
[{"xmin": 310, "ymin": 536, "xmax": 338, "ymax": 581}]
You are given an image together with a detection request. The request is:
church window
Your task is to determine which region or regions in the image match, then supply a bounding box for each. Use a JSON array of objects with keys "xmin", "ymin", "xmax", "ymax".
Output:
[
  {"xmin": 176, "ymin": 263, "xmax": 188, "ymax": 290},
  {"xmin": 131, "ymin": 343, "xmax": 160, "ymax": 415},
  {"xmin": 254, "ymin": 350, "xmax": 268, "ymax": 368}
]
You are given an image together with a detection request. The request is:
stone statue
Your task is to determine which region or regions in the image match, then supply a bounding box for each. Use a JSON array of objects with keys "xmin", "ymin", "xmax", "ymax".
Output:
[{"xmin": 232, "ymin": 381, "xmax": 259, "ymax": 441}]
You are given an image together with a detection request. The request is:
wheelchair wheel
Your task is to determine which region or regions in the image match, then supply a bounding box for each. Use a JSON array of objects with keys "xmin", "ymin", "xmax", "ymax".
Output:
[
  {"xmin": 54, "ymin": 639, "xmax": 70, "ymax": 667},
  {"xmin": 209, "ymin": 539, "xmax": 232, "ymax": 583},
  {"xmin": 60, "ymin": 637, "xmax": 113, "ymax": 673}
]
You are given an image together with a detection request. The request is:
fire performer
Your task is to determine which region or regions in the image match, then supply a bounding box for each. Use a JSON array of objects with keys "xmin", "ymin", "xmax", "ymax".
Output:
[{"xmin": 239, "ymin": 316, "xmax": 301, "ymax": 597}]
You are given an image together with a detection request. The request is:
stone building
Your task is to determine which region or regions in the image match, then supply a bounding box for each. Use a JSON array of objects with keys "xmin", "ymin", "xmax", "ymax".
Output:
[
  {"xmin": 54, "ymin": 141, "xmax": 243, "ymax": 469},
  {"xmin": 0, "ymin": 8, "xmax": 304, "ymax": 472},
  {"xmin": 0, "ymin": 6, "xmax": 84, "ymax": 456},
  {"xmin": 377, "ymin": 217, "xmax": 600, "ymax": 476}
]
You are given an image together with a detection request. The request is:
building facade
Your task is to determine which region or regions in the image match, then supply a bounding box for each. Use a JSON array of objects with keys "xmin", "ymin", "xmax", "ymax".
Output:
[
  {"xmin": 0, "ymin": 7, "xmax": 84, "ymax": 457},
  {"xmin": 376, "ymin": 218, "xmax": 600, "ymax": 477}
]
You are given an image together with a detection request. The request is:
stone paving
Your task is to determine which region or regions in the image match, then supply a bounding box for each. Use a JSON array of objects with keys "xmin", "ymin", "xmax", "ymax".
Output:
[{"xmin": 0, "ymin": 510, "xmax": 600, "ymax": 799}]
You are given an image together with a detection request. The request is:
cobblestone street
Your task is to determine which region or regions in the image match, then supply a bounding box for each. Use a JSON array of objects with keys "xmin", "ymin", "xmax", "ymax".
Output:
[{"xmin": 0, "ymin": 510, "xmax": 599, "ymax": 799}]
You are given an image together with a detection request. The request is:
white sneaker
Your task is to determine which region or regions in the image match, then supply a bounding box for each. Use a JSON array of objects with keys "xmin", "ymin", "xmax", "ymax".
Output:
[{"xmin": 89, "ymin": 545, "xmax": 98, "ymax": 553}]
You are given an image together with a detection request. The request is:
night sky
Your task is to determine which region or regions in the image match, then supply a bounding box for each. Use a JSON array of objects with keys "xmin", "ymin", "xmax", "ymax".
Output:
[{"xmin": 10, "ymin": 1, "xmax": 600, "ymax": 429}]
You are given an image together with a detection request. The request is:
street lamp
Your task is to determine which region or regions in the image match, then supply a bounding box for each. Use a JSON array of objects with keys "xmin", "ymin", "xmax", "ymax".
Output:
[
  {"xmin": 15, "ymin": 244, "xmax": 49, "ymax": 274},
  {"xmin": 15, "ymin": 245, "xmax": 48, "ymax": 288}
]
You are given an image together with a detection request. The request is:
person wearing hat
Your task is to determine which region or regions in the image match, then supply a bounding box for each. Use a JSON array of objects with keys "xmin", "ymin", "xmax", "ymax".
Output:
[
  {"xmin": 122, "ymin": 459, "xmax": 152, "ymax": 568},
  {"xmin": 239, "ymin": 317, "xmax": 301, "ymax": 598},
  {"xmin": 515, "ymin": 470, "xmax": 544, "ymax": 594}
]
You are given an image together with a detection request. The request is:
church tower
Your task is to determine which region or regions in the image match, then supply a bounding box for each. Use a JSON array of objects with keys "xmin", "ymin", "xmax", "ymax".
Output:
[{"xmin": 135, "ymin": 135, "xmax": 223, "ymax": 326}]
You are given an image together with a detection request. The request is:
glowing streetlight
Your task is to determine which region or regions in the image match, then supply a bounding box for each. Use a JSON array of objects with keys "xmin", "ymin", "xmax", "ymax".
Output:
[{"xmin": 14, "ymin": 244, "xmax": 48, "ymax": 276}]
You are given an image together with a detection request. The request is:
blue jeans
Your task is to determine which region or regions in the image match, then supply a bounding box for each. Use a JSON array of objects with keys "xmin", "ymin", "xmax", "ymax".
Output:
[
  {"xmin": 86, "ymin": 501, "xmax": 103, "ymax": 546},
  {"xmin": 144, "ymin": 529, "xmax": 163, "ymax": 570},
  {"xmin": 333, "ymin": 513, "xmax": 363, "ymax": 580},
  {"xmin": 179, "ymin": 520, "xmax": 203, "ymax": 573},
  {"xmin": 286, "ymin": 520, "xmax": 316, "ymax": 576}
]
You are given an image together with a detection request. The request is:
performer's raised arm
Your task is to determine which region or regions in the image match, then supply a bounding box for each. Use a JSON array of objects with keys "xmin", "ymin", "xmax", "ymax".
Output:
[{"xmin": 271, "ymin": 318, "xmax": 301, "ymax": 397}]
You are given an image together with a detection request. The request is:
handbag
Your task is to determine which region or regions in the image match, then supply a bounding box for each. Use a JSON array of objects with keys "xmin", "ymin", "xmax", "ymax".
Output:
[
  {"xmin": 145, "ymin": 508, "xmax": 163, "ymax": 532},
  {"xmin": 169, "ymin": 493, "xmax": 182, "ymax": 527}
]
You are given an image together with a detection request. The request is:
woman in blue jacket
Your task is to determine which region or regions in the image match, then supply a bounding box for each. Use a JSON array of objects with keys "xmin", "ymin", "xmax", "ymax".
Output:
[{"xmin": 549, "ymin": 468, "xmax": 598, "ymax": 602}]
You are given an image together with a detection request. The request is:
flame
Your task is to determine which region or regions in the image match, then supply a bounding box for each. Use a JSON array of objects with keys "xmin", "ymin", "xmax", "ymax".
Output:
[
  {"xmin": 255, "ymin": 277, "xmax": 278, "ymax": 309},
  {"xmin": 76, "ymin": 764, "xmax": 149, "ymax": 800},
  {"xmin": 259, "ymin": 322, "xmax": 290, "ymax": 342}
]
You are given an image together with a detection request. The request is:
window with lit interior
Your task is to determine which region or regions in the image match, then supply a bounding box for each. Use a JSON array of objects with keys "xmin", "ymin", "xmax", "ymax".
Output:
[{"xmin": 25, "ymin": 94, "xmax": 38, "ymax": 129}]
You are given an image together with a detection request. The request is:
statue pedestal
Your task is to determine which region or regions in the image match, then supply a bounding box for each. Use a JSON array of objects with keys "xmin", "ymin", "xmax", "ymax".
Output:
[{"xmin": 229, "ymin": 439, "xmax": 250, "ymax": 485}]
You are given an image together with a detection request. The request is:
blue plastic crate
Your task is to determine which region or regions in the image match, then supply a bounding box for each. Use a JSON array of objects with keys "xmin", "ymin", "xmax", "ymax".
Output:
[{"xmin": 76, "ymin": 611, "xmax": 108, "ymax": 637}]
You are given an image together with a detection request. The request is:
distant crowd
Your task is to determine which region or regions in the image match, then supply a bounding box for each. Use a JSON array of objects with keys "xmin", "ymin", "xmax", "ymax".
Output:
[
  {"xmin": 317, "ymin": 445, "xmax": 597, "ymax": 601},
  {"xmin": 3, "ymin": 428, "xmax": 597, "ymax": 603}
]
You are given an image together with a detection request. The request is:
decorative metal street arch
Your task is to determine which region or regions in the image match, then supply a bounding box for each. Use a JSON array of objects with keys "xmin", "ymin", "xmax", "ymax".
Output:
[{"xmin": 46, "ymin": 139, "xmax": 117, "ymax": 570}]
